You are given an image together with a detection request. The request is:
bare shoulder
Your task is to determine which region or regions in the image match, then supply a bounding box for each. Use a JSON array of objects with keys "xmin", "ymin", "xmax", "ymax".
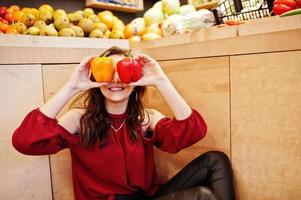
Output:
[
  {"xmin": 143, "ymin": 108, "xmax": 166, "ymax": 130},
  {"xmin": 58, "ymin": 108, "xmax": 85, "ymax": 134}
]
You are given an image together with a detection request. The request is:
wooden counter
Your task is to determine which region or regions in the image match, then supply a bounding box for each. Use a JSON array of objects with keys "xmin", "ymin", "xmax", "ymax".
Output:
[{"xmin": 1, "ymin": 14, "xmax": 301, "ymax": 200}]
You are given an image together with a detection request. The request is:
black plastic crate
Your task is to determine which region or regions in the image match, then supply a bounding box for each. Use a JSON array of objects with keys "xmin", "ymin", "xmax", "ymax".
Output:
[{"xmin": 215, "ymin": 0, "xmax": 273, "ymax": 22}]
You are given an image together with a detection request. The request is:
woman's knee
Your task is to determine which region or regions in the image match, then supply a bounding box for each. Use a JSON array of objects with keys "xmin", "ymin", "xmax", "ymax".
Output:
[
  {"xmin": 193, "ymin": 150, "xmax": 232, "ymax": 173},
  {"xmin": 203, "ymin": 151, "xmax": 230, "ymax": 163}
]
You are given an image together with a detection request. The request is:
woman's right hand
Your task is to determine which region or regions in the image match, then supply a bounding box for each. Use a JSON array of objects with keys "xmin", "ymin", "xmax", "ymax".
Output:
[{"xmin": 66, "ymin": 56, "xmax": 106, "ymax": 93}]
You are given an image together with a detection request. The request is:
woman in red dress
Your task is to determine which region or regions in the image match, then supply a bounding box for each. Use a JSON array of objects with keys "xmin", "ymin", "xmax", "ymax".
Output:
[{"xmin": 12, "ymin": 47, "xmax": 235, "ymax": 200}]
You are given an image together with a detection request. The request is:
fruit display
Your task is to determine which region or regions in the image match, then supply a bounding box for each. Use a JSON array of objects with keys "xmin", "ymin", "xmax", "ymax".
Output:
[
  {"xmin": 0, "ymin": 4, "xmax": 125, "ymax": 39},
  {"xmin": 124, "ymin": 0, "xmax": 214, "ymax": 43}
]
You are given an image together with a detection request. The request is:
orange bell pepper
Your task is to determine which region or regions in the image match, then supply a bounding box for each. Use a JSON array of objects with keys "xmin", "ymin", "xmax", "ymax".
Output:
[{"xmin": 90, "ymin": 57, "xmax": 114, "ymax": 82}]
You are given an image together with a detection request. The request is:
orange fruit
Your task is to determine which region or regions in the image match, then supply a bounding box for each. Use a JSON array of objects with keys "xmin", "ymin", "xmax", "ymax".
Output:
[
  {"xmin": 12, "ymin": 11, "xmax": 24, "ymax": 22},
  {"xmin": 0, "ymin": 22, "xmax": 9, "ymax": 32},
  {"xmin": 6, "ymin": 26, "xmax": 18, "ymax": 34},
  {"xmin": 10, "ymin": 5, "xmax": 20, "ymax": 11}
]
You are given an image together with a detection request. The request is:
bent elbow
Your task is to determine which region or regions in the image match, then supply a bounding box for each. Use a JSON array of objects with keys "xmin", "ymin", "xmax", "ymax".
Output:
[{"xmin": 12, "ymin": 130, "xmax": 33, "ymax": 155}]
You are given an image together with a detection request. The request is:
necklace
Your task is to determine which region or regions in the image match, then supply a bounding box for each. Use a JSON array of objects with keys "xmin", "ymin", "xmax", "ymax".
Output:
[{"xmin": 110, "ymin": 120, "xmax": 126, "ymax": 133}]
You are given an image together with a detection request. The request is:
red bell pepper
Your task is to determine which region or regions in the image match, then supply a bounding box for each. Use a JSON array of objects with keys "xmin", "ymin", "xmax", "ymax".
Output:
[
  {"xmin": 273, "ymin": 0, "xmax": 297, "ymax": 15},
  {"xmin": 296, "ymin": 0, "xmax": 301, "ymax": 8},
  {"xmin": 117, "ymin": 57, "xmax": 142, "ymax": 84}
]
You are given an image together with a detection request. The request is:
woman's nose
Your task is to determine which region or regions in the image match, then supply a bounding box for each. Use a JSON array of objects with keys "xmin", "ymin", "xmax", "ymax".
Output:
[{"xmin": 112, "ymin": 70, "xmax": 120, "ymax": 83}]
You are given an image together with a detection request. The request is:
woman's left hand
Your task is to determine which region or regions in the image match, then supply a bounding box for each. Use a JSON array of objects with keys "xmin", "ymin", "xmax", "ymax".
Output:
[{"xmin": 130, "ymin": 54, "xmax": 168, "ymax": 87}]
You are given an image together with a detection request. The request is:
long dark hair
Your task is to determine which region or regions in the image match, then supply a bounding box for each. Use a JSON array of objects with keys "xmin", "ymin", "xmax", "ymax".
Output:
[{"xmin": 70, "ymin": 46, "xmax": 147, "ymax": 148}]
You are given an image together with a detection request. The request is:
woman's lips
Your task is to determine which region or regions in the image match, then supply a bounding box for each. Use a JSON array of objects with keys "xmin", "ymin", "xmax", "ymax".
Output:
[
  {"xmin": 108, "ymin": 87, "xmax": 124, "ymax": 92},
  {"xmin": 107, "ymin": 84, "xmax": 125, "ymax": 92}
]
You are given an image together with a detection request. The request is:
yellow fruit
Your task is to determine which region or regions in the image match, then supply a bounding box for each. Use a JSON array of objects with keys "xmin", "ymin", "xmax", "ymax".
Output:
[
  {"xmin": 129, "ymin": 35, "xmax": 141, "ymax": 43},
  {"xmin": 54, "ymin": 16, "xmax": 70, "ymax": 30},
  {"xmin": 68, "ymin": 12, "xmax": 83, "ymax": 24},
  {"xmin": 78, "ymin": 18, "xmax": 94, "ymax": 34},
  {"xmin": 34, "ymin": 20, "xmax": 47, "ymax": 29},
  {"xmin": 38, "ymin": 9, "xmax": 53, "ymax": 24},
  {"xmin": 88, "ymin": 14, "xmax": 100, "ymax": 23},
  {"xmin": 59, "ymin": 28, "xmax": 76, "ymax": 37},
  {"xmin": 104, "ymin": 30, "xmax": 111, "ymax": 38},
  {"xmin": 13, "ymin": 22, "xmax": 27, "ymax": 34},
  {"xmin": 112, "ymin": 19, "xmax": 125, "ymax": 31},
  {"xmin": 69, "ymin": 25, "xmax": 84, "ymax": 37},
  {"xmin": 20, "ymin": 13, "xmax": 36, "ymax": 27},
  {"xmin": 143, "ymin": 23, "xmax": 162, "ymax": 36},
  {"xmin": 21, "ymin": 7, "xmax": 33, "ymax": 14},
  {"xmin": 53, "ymin": 9, "xmax": 67, "ymax": 19},
  {"xmin": 101, "ymin": 10, "xmax": 113, "ymax": 16},
  {"xmin": 89, "ymin": 29, "xmax": 104, "ymax": 38},
  {"xmin": 39, "ymin": 4, "xmax": 54, "ymax": 13},
  {"xmin": 40, "ymin": 25, "xmax": 58, "ymax": 36},
  {"xmin": 24, "ymin": 26, "xmax": 40, "ymax": 35},
  {"xmin": 98, "ymin": 11, "xmax": 114, "ymax": 30},
  {"xmin": 93, "ymin": 22, "xmax": 107, "ymax": 33},
  {"xmin": 31, "ymin": 8, "xmax": 39, "ymax": 18},
  {"xmin": 141, "ymin": 33, "xmax": 161, "ymax": 40},
  {"xmin": 109, "ymin": 29, "xmax": 124, "ymax": 39},
  {"xmin": 83, "ymin": 8, "xmax": 94, "ymax": 17},
  {"xmin": 124, "ymin": 23, "xmax": 144, "ymax": 39}
]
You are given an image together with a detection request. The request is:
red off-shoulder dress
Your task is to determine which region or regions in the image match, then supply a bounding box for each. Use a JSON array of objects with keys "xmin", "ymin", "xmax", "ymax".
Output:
[{"xmin": 12, "ymin": 108, "xmax": 207, "ymax": 200}]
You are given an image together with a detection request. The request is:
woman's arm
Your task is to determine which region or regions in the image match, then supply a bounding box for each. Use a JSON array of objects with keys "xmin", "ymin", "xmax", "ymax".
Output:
[
  {"xmin": 12, "ymin": 56, "xmax": 104, "ymax": 155},
  {"xmin": 131, "ymin": 54, "xmax": 191, "ymax": 120},
  {"xmin": 133, "ymin": 54, "xmax": 207, "ymax": 153},
  {"xmin": 40, "ymin": 56, "xmax": 104, "ymax": 118}
]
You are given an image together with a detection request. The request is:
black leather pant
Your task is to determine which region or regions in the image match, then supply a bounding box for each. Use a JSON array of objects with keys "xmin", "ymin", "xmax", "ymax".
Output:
[{"xmin": 115, "ymin": 151, "xmax": 235, "ymax": 200}]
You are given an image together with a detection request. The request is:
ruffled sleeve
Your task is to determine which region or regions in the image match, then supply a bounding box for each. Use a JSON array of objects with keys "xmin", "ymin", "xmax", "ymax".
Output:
[
  {"xmin": 12, "ymin": 108, "xmax": 76, "ymax": 155},
  {"xmin": 142, "ymin": 109, "xmax": 207, "ymax": 154}
]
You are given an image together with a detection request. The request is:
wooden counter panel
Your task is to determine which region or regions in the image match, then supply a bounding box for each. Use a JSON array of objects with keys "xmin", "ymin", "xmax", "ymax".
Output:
[
  {"xmin": 131, "ymin": 26, "xmax": 238, "ymax": 49},
  {"xmin": 144, "ymin": 57, "xmax": 230, "ymax": 181},
  {"xmin": 0, "ymin": 47, "xmax": 111, "ymax": 65},
  {"xmin": 0, "ymin": 65, "xmax": 52, "ymax": 199},
  {"xmin": 42, "ymin": 64, "xmax": 76, "ymax": 200},
  {"xmin": 0, "ymin": 35, "xmax": 129, "ymax": 65},
  {"xmin": 231, "ymin": 51, "xmax": 301, "ymax": 200},
  {"xmin": 141, "ymin": 29, "xmax": 301, "ymax": 61},
  {"xmin": 238, "ymin": 15, "xmax": 301, "ymax": 36}
]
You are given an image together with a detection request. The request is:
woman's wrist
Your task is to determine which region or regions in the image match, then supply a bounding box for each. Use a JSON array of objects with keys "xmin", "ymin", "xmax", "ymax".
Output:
[
  {"xmin": 154, "ymin": 75, "xmax": 170, "ymax": 89},
  {"xmin": 62, "ymin": 83, "xmax": 81, "ymax": 97}
]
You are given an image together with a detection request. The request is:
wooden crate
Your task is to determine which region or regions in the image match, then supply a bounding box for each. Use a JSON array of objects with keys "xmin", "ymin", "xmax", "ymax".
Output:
[{"xmin": 86, "ymin": 0, "xmax": 143, "ymax": 13}]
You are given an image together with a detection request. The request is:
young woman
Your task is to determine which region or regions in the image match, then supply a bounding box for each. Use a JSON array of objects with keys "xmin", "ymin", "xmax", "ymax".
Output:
[{"xmin": 12, "ymin": 47, "xmax": 235, "ymax": 200}]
